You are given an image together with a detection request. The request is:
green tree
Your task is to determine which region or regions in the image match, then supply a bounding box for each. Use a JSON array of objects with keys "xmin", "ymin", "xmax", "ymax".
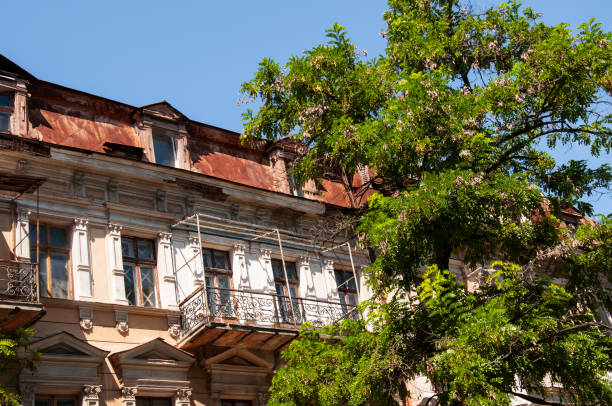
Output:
[
  {"xmin": 241, "ymin": 1, "xmax": 612, "ymax": 404},
  {"xmin": 0, "ymin": 328, "xmax": 38, "ymax": 406}
]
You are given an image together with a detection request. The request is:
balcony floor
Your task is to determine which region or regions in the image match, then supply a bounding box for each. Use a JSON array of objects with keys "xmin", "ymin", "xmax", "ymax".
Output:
[{"xmin": 0, "ymin": 301, "xmax": 45, "ymax": 332}]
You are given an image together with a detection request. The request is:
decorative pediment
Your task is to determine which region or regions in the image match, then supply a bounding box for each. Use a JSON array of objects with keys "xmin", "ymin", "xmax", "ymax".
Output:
[
  {"xmin": 204, "ymin": 346, "xmax": 273, "ymax": 370},
  {"xmin": 30, "ymin": 331, "xmax": 109, "ymax": 361},
  {"xmin": 20, "ymin": 332, "xmax": 108, "ymax": 391},
  {"xmin": 110, "ymin": 338, "xmax": 195, "ymax": 390},
  {"xmin": 140, "ymin": 101, "xmax": 188, "ymax": 121}
]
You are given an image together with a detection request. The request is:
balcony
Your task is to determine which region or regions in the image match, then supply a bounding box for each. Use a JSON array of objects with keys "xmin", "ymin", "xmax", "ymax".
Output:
[
  {"xmin": 0, "ymin": 260, "xmax": 45, "ymax": 331},
  {"xmin": 179, "ymin": 286, "xmax": 358, "ymax": 351}
]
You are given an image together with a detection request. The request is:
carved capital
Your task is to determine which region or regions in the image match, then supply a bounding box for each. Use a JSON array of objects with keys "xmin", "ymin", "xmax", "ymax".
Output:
[
  {"xmin": 257, "ymin": 392, "xmax": 271, "ymax": 406},
  {"xmin": 74, "ymin": 217, "xmax": 89, "ymax": 231},
  {"xmin": 122, "ymin": 386, "xmax": 138, "ymax": 400},
  {"xmin": 16, "ymin": 208, "xmax": 31, "ymax": 222},
  {"xmin": 158, "ymin": 232, "xmax": 172, "ymax": 244},
  {"xmin": 299, "ymin": 255, "xmax": 310, "ymax": 266},
  {"xmin": 176, "ymin": 388, "xmax": 192, "ymax": 402},
  {"xmin": 260, "ymin": 248, "xmax": 271, "ymax": 260},
  {"xmin": 188, "ymin": 233, "xmax": 200, "ymax": 247},
  {"xmin": 233, "ymin": 243, "xmax": 246, "ymax": 256},
  {"xmin": 323, "ymin": 259, "xmax": 334, "ymax": 269},
  {"xmin": 83, "ymin": 385, "xmax": 102, "ymax": 400},
  {"xmin": 108, "ymin": 223, "xmax": 122, "ymax": 236},
  {"xmin": 20, "ymin": 383, "xmax": 35, "ymax": 402},
  {"xmin": 115, "ymin": 311, "xmax": 129, "ymax": 334}
]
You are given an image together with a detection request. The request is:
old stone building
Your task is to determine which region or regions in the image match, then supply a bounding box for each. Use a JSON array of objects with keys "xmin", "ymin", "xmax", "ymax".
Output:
[{"xmin": 0, "ymin": 54, "xmax": 371, "ymax": 406}]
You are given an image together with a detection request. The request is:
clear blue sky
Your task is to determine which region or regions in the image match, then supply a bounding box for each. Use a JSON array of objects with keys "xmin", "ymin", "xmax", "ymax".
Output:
[{"xmin": 3, "ymin": 1, "xmax": 611, "ymax": 214}]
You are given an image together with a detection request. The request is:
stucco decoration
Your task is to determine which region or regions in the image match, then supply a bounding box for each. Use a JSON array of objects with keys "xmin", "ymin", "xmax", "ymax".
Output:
[
  {"xmin": 234, "ymin": 243, "xmax": 250, "ymax": 288},
  {"xmin": 116, "ymin": 311, "xmax": 129, "ymax": 334},
  {"xmin": 175, "ymin": 388, "xmax": 192, "ymax": 406},
  {"xmin": 83, "ymin": 384, "xmax": 102, "ymax": 406},
  {"xmin": 79, "ymin": 307, "xmax": 94, "ymax": 331},
  {"xmin": 19, "ymin": 383, "xmax": 35, "ymax": 406},
  {"xmin": 122, "ymin": 386, "xmax": 138, "ymax": 406}
]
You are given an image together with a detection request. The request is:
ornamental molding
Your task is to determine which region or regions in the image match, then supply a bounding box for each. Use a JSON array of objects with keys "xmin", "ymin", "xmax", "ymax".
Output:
[
  {"xmin": 122, "ymin": 386, "xmax": 138, "ymax": 401},
  {"xmin": 108, "ymin": 223, "xmax": 123, "ymax": 235},
  {"xmin": 74, "ymin": 217, "xmax": 89, "ymax": 231},
  {"xmin": 83, "ymin": 384, "xmax": 102, "ymax": 400}
]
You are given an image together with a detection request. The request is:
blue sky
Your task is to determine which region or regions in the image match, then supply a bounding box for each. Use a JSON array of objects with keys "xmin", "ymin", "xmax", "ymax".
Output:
[{"xmin": 3, "ymin": 1, "xmax": 611, "ymax": 214}]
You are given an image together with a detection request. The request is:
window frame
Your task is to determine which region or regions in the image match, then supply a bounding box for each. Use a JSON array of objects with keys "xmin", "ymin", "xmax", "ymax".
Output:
[
  {"xmin": 152, "ymin": 129, "xmax": 177, "ymax": 168},
  {"xmin": 121, "ymin": 236, "xmax": 160, "ymax": 308},
  {"xmin": 35, "ymin": 396, "xmax": 77, "ymax": 406},
  {"xmin": 0, "ymin": 92, "xmax": 12, "ymax": 134},
  {"xmin": 135, "ymin": 397, "xmax": 172, "ymax": 406},
  {"xmin": 203, "ymin": 248, "xmax": 235, "ymax": 318},
  {"xmin": 271, "ymin": 258, "xmax": 299, "ymax": 297},
  {"xmin": 29, "ymin": 223, "xmax": 72, "ymax": 299}
]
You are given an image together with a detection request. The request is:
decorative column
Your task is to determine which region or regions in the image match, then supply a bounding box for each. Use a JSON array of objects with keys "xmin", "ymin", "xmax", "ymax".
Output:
[
  {"xmin": 299, "ymin": 255, "xmax": 316, "ymax": 297},
  {"xmin": 82, "ymin": 385, "xmax": 102, "ymax": 406},
  {"xmin": 15, "ymin": 208, "xmax": 31, "ymax": 260},
  {"xmin": 158, "ymin": 232, "xmax": 178, "ymax": 309},
  {"xmin": 122, "ymin": 387, "xmax": 138, "ymax": 406},
  {"xmin": 188, "ymin": 234, "xmax": 204, "ymax": 286},
  {"xmin": 19, "ymin": 383, "xmax": 35, "ymax": 406},
  {"xmin": 323, "ymin": 259, "xmax": 338, "ymax": 300},
  {"xmin": 107, "ymin": 223, "xmax": 128, "ymax": 304},
  {"xmin": 73, "ymin": 218, "xmax": 93, "ymax": 299},
  {"xmin": 260, "ymin": 248, "xmax": 274, "ymax": 293},
  {"xmin": 174, "ymin": 388, "xmax": 192, "ymax": 406},
  {"xmin": 234, "ymin": 243, "xmax": 250, "ymax": 289}
]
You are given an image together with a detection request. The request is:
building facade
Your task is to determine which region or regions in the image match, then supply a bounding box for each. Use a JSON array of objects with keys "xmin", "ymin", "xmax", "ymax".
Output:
[{"xmin": 0, "ymin": 55, "xmax": 371, "ymax": 406}]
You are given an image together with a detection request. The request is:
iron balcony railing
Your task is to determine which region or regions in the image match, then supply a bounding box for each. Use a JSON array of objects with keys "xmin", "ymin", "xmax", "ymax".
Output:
[
  {"xmin": 0, "ymin": 260, "xmax": 38, "ymax": 303},
  {"xmin": 180, "ymin": 285, "xmax": 359, "ymax": 336}
]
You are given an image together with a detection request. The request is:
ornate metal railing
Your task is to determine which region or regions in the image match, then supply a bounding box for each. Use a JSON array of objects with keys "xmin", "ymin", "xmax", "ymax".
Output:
[
  {"xmin": 180, "ymin": 286, "xmax": 359, "ymax": 336},
  {"xmin": 0, "ymin": 260, "xmax": 38, "ymax": 303}
]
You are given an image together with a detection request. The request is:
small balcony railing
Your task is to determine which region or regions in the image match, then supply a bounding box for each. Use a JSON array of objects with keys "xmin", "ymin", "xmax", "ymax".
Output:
[
  {"xmin": 180, "ymin": 286, "xmax": 359, "ymax": 337},
  {"xmin": 0, "ymin": 260, "xmax": 38, "ymax": 303}
]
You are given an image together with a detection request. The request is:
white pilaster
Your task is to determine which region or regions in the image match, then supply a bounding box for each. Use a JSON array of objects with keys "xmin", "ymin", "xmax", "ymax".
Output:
[
  {"xmin": 15, "ymin": 208, "xmax": 31, "ymax": 260},
  {"xmin": 158, "ymin": 232, "xmax": 178, "ymax": 310},
  {"xmin": 260, "ymin": 248, "xmax": 274, "ymax": 292},
  {"xmin": 299, "ymin": 255, "xmax": 316, "ymax": 297},
  {"xmin": 107, "ymin": 223, "xmax": 128, "ymax": 304},
  {"xmin": 19, "ymin": 383, "xmax": 35, "ymax": 406},
  {"xmin": 323, "ymin": 259, "xmax": 338, "ymax": 300},
  {"xmin": 234, "ymin": 243, "xmax": 250, "ymax": 288},
  {"xmin": 73, "ymin": 218, "xmax": 93, "ymax": 299},
  {"xmin": 82, "ymin": 385, "xmax": 102, "ymax": 406},
  {"xmin": 188, "ymin": 233, "xmax": 204, "ymax": 285}
]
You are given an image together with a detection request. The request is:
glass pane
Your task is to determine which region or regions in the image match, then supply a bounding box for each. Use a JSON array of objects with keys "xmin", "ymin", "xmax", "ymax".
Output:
[
  {"xmin": 38, "ymin": 252, "xmax": 49, "ymax": 297},
  {"xmin": 122, "ymin": 238, "xmax": 134, "ymax": 258},
  {"xmin": 49, "ymin": 227, "xmax": 67, "ymax": 247},
  {"xmin": 334, "ymin": 270, "xmax": 344, "ymax": 287},
  {"xmin": 274, "ymin": 282, "xmax": 284, "ymax": 296},
  {"xmin": 286, "ymin": 262, "xmax": 298, "ymax": 280},
  {"xmin": 213, "ymin": 251, "xmax": 228, "ymax": 269},
  {"xmin": 346, "ymin": 274, "xmax": 357, "ymax": 290},
  {"xmin": 203, "ymin": 249, "xmax": 212, "ymax": 268},
  {"xmin": 0, "ymin": 95, "xmax": 10, "ymax": 107},
  {"xmin": 51, "ymin": 252, "xmax": 69, "ymax": 298},
  {"xmin": 30, "ymin": 224, "xmax": 47, "ymax": 245},
  {"xmin": 140, "ymin": 266, "xmax": 157, "ymax": 307},
  {"xmin": 205, "ymin": 274, "xmax": 214, "ymax": 287},
  {"xmin": 218, "ymin": 275, "xmax": 231, "ymax": 289},
  {"xmin": 57, "ymin": 401, "xmax": 75, "ymax": 406},
  {"xmin": 271, "ymin": 259, "xmax": 283, "ymax": 279},
  {"xmin": 0, "ymin": 113, "xmax": 9, "ymax": 133},
  {"xmin": 153, "ymin": 135, "xmax": 174, "ymax": 166},
  {"xmin": 123, "ymin": 263, "xmax": 137, "ymax": 305},
  {"xmin": 137, "ymin": 239, "xmax": 154, "ymax": 259},
  {"xmin": 289, "ymin": 285, "xmax": 298, "ymax": 297}
]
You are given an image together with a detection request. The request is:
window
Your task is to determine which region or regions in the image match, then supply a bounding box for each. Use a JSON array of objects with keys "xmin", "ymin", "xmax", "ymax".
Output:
[
  {"xmin": 29, "ymin": 224, "xmax": 70, "ymax": 299},
  {"xmin": 136, "ymin": 398, "xmax": 171, "ymax": 406},
  {"xmin": 0, "ymin": 93, "xmax": 12, "ymax": 133},
  {"xmin": 335, "ymin": 269, "xmax": 359, "ymax": 319},
  {"xmin": 221, "ymin": 401, "xmax": 252, "ymax": 406},
  {"xmin": 35, "ymin": 397, "xmax": 76, "ymax": 406},
  {"xmin": 203, "ymin": 248, "xmax": 233, "ymax": 317},
  {"xmin": 122, "ymin": 237, "xmax": 158, "ymax": 307},
  {"xmin": 152, "ymin": 130, "xmax": 176, "ymax": 167},
  {"xmin": 271, "ymin": 259, "xmax": 300, "ymax": 323}
]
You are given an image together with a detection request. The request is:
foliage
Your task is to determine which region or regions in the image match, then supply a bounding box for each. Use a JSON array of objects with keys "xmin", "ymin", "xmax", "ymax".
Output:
[
  {"xmin": 0, "ymin": 328, "xmax": 38, "ymax": 406},
  {"xmin": 242, "ymin": 0, "xmax": 612, "ymax": 404}
]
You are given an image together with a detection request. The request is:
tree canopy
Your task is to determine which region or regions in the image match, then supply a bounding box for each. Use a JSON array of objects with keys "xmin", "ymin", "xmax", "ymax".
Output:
[{"xmin": 241, "ymin": 1, "xmax": 612, "ymax": 404}]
